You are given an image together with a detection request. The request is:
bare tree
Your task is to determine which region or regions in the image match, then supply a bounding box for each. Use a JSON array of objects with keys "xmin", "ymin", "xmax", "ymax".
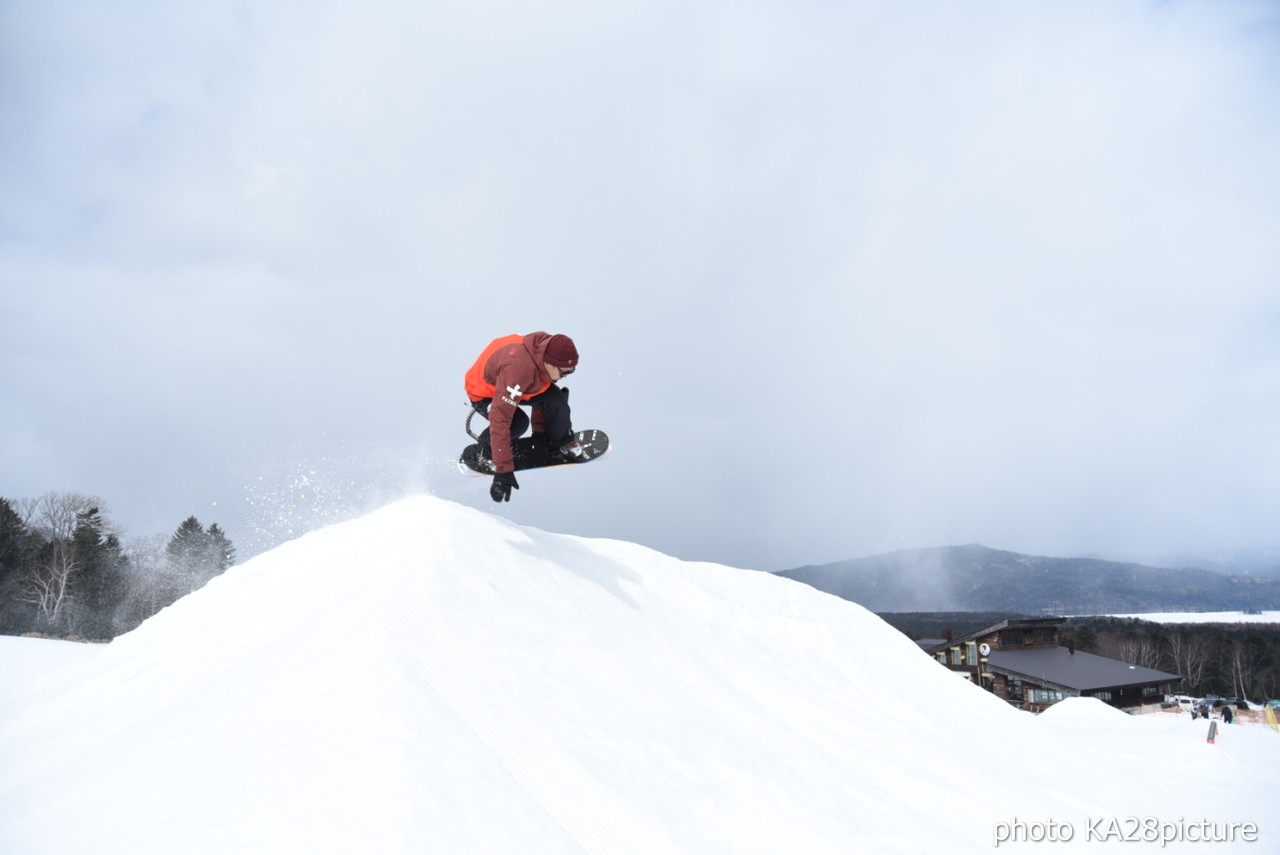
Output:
[
  {"xmin": 121, "ymin": 534, "xmax": 182, "ymax": 623},
  {"xmin": 1167, "ymin": 631, "xmax": 1211, "ymax": 694},
  {"xmin": 1224, "ymin": 638, "xmax": 1264, "ymax": 701},
  {"xmin": 1100, "ymin": 632, "xmax": 1164, "ymax": 671},
  {"xmin": 11, "ymin": 493, "xmax": 107, "ymax": 629},
  {"xmin": 125, "ymin": 534, "xmax": 168, "ymax": 580},
  {"xmin": 17, "ymin": 541, "xmax": 76, "ymax": 622},
  {"xmin": 18, "ymin": 492, "xmax": 108, "ymax": 540},
  {"xmin": 1256, "ymin": 657, "xmax": 1280, "ymax": 702}
]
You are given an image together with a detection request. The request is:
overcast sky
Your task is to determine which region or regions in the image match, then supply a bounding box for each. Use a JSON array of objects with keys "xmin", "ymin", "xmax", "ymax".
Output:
[{"xmin": 2, "ymin": 0, "xmax": 1278, "ymax": 572}]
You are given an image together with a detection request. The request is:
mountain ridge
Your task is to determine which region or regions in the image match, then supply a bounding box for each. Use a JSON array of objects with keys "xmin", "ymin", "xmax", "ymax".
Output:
[{"xmin": 777, "ymin": 544, "xmax": 1280, "ymax": 613}]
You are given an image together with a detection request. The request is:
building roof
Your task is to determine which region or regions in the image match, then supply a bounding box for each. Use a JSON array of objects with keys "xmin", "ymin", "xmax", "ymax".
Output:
[
  {"xmin": 987, "ymin": 646, "xmax": 1180, "ymax": 693},
  {"xmin": 920, "ymin": 617, "xmax": 1066, "ymax": 653}
]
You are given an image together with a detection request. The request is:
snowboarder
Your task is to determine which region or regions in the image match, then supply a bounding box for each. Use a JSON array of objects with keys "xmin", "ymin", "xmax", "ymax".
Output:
[{"xmin": 464, "ymin": 332, "xmax": 581, "ymax": 503}]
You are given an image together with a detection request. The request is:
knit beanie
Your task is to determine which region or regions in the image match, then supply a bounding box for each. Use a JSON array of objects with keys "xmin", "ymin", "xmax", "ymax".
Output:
[{"xmin": 544, "ymin": 334, "xmax": 579, "ymax": 369}]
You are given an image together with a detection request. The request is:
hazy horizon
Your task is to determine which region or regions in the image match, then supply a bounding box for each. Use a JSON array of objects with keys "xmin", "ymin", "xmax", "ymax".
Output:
[{"xmin": 4, "ymin": 0, "xmax": 1278, "ymax": 571}]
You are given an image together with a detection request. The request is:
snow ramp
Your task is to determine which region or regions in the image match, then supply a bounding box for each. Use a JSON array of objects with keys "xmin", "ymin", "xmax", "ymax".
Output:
[{"xmin": 1, "ymin": 495, "xmax": 1274, "ymax": 854}]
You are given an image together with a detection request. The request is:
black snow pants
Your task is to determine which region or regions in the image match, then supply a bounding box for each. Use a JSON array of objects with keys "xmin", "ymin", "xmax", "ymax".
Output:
[{"xmin": 473, "ymin": 385, "xmax": 572, "ymax": 454}]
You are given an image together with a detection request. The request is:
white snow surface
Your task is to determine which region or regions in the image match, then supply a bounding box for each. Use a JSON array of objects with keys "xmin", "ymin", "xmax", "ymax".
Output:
[
  {"xmin": 1105, "ymin": 611, "xmax": 1280, "ymax": 624},
  {"xmin": 1, "ymin": 496, "xmax": 1276, "ymax": 854}
]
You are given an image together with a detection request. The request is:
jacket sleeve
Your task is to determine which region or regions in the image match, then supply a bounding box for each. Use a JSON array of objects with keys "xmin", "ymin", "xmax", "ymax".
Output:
[{"xmin": 487, "ymin": 363, "xmax": 535, "ymax": 474}]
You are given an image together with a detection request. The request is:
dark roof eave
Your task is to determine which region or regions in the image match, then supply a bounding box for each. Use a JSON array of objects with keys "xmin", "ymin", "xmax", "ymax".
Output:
[
  {"xmin": 921, "ymin": 617, "xmax": 1068, "ymax": 652},
  {"xmin": 987, "ymin": 661, "xmax": 1180, "ymax": 692}
]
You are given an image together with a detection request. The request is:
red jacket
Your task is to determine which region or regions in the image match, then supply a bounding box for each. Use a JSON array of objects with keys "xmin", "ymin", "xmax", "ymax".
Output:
[{"xmin": 464, "ymin": 333, "xmax": 558, "ymax": 473}]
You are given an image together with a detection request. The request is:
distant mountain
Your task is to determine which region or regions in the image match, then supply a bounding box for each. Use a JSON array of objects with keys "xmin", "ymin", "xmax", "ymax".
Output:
[
  {"xmin": 1080, "ymin": 548, "xmax": 1280, "ymax": 578},
  {"xmin": 776, "ymin": 544, "xmax": 1280, "ymax": 614}
]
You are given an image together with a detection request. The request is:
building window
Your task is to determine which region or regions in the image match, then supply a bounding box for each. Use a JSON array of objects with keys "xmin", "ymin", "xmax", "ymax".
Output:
[
  {"xmin": 1093, "ymin": 691, "xmax": 1112, "ymax": 701},
  {"xmin": 1033, "ymin": 628, "xmax": 1056, "ymax": 645},
  {"xmin": 1030, "ymin": 689, "xmax": 1065, "ymax": 704},
  {"xmin": 950, "ymin": 648, "xmax": 963, "ymax": 666},
  {"xmin": 1142, "ymin": 686, "xmax": 1159, "ymax": 696}
]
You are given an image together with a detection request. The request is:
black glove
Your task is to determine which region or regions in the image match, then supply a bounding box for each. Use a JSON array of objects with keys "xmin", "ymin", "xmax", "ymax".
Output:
[{"xmin": 490, "ymin": 471, "xmax": 519, "ymax": 503}]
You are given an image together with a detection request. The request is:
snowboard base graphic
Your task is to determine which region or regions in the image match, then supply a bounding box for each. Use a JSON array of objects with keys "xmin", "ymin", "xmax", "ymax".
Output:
[{"xmin": 458, "ymin": 429, "xmax": 610, "ymax": 475}]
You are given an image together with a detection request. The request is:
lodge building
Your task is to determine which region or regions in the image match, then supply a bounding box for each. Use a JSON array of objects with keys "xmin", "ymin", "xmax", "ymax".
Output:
[{"xmin": 918, "ymin": 617, "xmax": 1180, "ymax": 712}]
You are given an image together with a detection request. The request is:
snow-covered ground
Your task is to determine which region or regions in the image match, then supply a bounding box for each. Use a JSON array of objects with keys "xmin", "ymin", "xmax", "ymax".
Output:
[
  {"xmin": 1, "ymin": 495, "xmax": 1276, "ymax": 853},
  {"xmin": 1104, "ymin": 611, "xmax": 1280, "ymax": 624}
]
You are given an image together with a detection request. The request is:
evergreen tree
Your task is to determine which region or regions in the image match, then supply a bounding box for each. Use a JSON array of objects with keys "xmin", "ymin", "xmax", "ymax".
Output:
[
  {"xmin": 56, "ymin": 507, "xmax": 130, "ymax": 638},
  {"xmin": 167, "ymin": 516, "xmax": 209, "ymax": 576},
  {"xmin": 0, "ymin": 498, "xmax": 39, "ymax": 634},
  {"xmin": 1072, "ymin": 624, "xmax": 1099, "ymax": 652},
  {"xmin": 0, "ymin": 499, "xmax": 30, "ymax": 588},
  {"xmin": 166, "ymin": 516, "xmax": 236, "ymax": 584},
  {"xmin": 206, "ymin": 523, "xmax": 236, "ymax": 572},
  {"xmin": 70, "ymin": 508, "xmax": 132, "ymax": 638}
]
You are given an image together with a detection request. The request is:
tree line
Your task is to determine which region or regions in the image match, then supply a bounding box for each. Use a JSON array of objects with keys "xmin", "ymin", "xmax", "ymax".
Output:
[
  {"xmin": 1062, "ymin": 616, "xmax": 1280, "ymax": 703},
  {"xmin": 0, "ymin": 492, "xmax": 236, "ymax": 641},
  {"xmin": 881, "ymin": 611, "xmax": 1280, "ymax": 703}
]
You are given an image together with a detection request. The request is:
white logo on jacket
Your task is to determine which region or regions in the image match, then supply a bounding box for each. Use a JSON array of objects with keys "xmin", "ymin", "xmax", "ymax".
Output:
[{"xmin": 502, "ymin": 384, "xmax": 523, "ymax": 406}]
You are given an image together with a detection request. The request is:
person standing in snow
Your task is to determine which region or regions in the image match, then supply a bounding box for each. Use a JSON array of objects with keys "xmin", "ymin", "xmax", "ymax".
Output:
[{"xmin": 465, "ymin": 332, "xmax": 582, "ymax": 503}]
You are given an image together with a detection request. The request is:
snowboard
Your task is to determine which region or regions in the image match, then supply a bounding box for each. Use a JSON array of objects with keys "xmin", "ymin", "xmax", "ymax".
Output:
[{"xmin": 458, "ymin": 429, "xmax": 611, "ymax": 476}]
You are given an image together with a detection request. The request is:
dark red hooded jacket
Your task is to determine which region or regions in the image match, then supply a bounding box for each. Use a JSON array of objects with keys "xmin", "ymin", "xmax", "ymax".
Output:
[{"xmin": 464, "ymin": 332, "xmax": 559, "ymax": 474}]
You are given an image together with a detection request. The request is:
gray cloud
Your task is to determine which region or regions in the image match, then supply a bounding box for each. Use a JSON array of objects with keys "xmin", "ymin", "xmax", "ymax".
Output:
[{"xmin": 2, "ymin": 0, "xmax": 1277, "ymax": 570}]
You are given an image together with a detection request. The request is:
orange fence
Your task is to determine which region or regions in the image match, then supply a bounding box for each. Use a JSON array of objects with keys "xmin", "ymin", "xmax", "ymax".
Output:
[{"xmin": 1132, "ymin": 704, "xmax": 1280, "ymax": 730}]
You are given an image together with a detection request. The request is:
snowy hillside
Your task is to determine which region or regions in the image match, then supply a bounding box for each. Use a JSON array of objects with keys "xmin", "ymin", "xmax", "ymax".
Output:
[{"xmin": 1, "ymin": 496, "xmax": 1275, "ymax": 854}]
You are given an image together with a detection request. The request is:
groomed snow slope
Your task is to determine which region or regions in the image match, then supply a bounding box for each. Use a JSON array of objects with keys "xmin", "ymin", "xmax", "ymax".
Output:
[{"xmin": 1, "ymin": 496, "xmax": 1275, "ymax": 853}]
